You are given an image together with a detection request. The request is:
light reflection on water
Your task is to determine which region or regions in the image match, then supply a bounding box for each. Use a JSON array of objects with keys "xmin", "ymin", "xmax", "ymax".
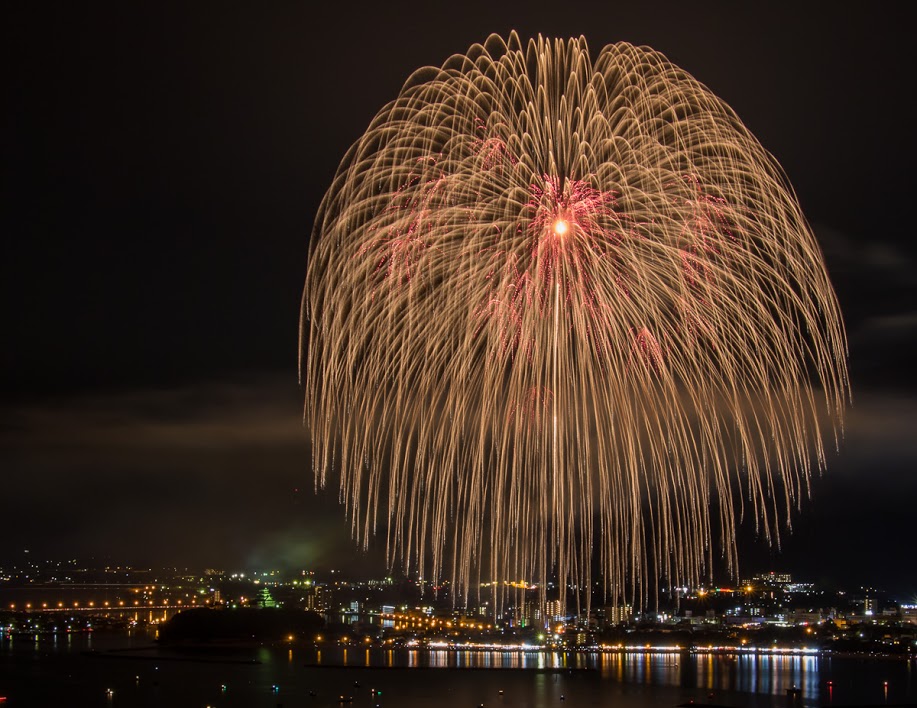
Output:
[
  {"xmin": 2, "ymin": 633, "xmax": 915, "ymax": 708},
  {"xmin": 308, "ymin": 645, "xmax": 911, "ymax": 704}
]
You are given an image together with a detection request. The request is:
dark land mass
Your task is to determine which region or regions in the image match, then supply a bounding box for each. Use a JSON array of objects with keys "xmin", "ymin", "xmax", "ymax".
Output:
[{"xmin": 157, "ymin": 606, "xmax": 324, "ymax": 644}]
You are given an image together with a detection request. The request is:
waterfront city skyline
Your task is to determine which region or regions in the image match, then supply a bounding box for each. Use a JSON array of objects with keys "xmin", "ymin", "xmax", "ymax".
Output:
[{"xmin": 2, "ymin": 3, "xmax": 915, "ymax": 598}]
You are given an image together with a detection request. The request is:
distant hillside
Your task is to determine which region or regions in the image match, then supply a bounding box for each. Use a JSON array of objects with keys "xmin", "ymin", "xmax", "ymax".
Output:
[{"xmin": 159, "ymin": 607, "xmax": 324, "ymax": 643}]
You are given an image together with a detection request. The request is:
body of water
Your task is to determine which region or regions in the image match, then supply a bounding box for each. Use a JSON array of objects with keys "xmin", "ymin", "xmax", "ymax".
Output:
[{"xmin": 2, "ymin": 632, "xmax": 915, "ymax": 707}]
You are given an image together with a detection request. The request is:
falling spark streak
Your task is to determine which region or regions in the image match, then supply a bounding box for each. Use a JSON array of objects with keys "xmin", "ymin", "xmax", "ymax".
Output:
[{"xmin": 300, "ymin": 33, "xmax": 848, "ymax": 615}]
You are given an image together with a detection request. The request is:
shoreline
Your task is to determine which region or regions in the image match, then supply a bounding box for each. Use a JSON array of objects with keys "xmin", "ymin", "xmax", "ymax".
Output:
[{"xmin": 65, "ymin": 636, "xmax": 916, "ymax": 664}]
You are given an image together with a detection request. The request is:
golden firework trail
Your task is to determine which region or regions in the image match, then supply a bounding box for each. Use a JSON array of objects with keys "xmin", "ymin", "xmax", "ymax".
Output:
[{"xmin": 300, "ymin": 33, "xmax": 848, "ymax": 614}]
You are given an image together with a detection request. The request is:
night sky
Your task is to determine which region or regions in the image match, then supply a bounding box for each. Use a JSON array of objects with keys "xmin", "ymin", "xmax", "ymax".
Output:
[{"xmin": 3, "ymin": 3, "xmax": 915, "ymax": 596}]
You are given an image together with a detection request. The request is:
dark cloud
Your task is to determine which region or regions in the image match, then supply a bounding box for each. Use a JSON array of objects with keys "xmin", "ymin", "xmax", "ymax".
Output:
[
  {"xmin": 0, "ymin": 375, "xmax": 385, "ymax": 576},
  {"xmin": 817, "ymin": 223, "xmax": 916, "ymax": 286},
  {"xmin": 3, "ymin": 375, "xmax": 914, "ymax": 592},
  {"xmin": 814, "ymin": 224, "xmax": 917, "ymax": 391},
  {"xmin": 4, "ymin": 378, "xmax": 302, "ymax": 451},
  {"xmin": 732, "ymin": 393, "xmax": 917, "ymax": 595}
]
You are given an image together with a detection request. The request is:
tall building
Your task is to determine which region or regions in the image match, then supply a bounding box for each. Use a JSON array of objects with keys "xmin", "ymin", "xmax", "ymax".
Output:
[
  {"xmin": 306, "ymin": 584, "xmax": 328, "ymax": 613},
  {"xmin": 604, "ymin": 604, "xmax": 633, "ymax": 625},
  {"xmin": 520, "ymin": 600, "xmax": 543, "ymax": 628},
  {"xmin": 545, "ymin": 600, "xmax": 563, "ymax": 623}
]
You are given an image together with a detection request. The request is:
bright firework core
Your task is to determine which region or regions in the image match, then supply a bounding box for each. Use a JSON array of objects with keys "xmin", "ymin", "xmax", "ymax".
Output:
[{"xmin": 301, "ymin": 32, "xmax": 848, "ymax": 616}]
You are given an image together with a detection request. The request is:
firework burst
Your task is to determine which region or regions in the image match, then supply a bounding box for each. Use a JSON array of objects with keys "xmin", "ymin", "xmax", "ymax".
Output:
[{"xmin": 301, "ymin": 33, "xmax": 848, "ymax": 613}]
